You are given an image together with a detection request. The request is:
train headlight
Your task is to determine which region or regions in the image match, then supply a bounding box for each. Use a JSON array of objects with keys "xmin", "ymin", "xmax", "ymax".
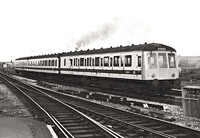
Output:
[
  {"xmin": 172, "ymin": 73, "xmax": 175, "ymax": 77},
  {"xmin": 151, "ymin": 73, "xmax": 155, "ymax": 78}
]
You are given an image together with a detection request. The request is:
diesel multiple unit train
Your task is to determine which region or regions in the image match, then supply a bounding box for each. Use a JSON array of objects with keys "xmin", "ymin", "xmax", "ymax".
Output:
[{"xmin": 14, "ymin": 43, "xmax": 180, "ymax": 95}]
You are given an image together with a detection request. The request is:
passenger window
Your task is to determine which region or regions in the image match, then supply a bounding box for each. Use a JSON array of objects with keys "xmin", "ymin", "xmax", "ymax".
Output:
[
  {"xmin": 121, "ymin": 57, "xmax": 124, "ymax": 67},
  {"xmin": 114, "ymin": 56, "xmax": 120, "ymax": 66},
  {"xmin": 147, "ymin": 53, "xmax": 157, "ymax": 69},
  {"xmin": 64, "ymin": 59, "xmax": 66, "ymax": 66},
  {"xmin": 110, "ymin": 57, "xmax": 113, "ymax": 67},
  {"xmin": 74, "ymin": 58, "xmax": 76, "ymax": 66},
  {"xmin": 104, "ymin": 57, "xmax": 109, "ymax": 66},
  {"xmin": 45, "ymin": 60, "xmax": 47, "ymax": 66},
  {"xmin": 77, "ymin": 59, "xmax": 79, "ymax": 66},
  {"xmin": 87, "ymin": 57, "xmax": 91, "ymax": 66},
  {"xmin": 125, "ymin": 55, "xmax": 132, "ymax": 67},
  {"xmin": 89, "ymin": 57, "xmax": 92, "ymax": 66},
  {"xmin": 52, "ymin": 60, "xmax": 54, "ymax": 66},
  {"xmin": 168, "ymin": 53, "xmax": 176, "ymax": 68},
  {"xmin": 80, "ymin": 58, "xmax": 84, "ymax": 66},
  {"xmin": 75, "ymin": 58, "xmax": 78, "ymax": 66},
  {"xmin": 92, "ymin": 59, "xmax": 94, "ymax": 66},
  {"xmin": 100, "ymin": 58, "xmax": 103, "ymax": 66},
  {"xmin": 95, "ymin": 57, "xmax": 100, "ymax": 66},
  {"xmin": 138, "ymin": 56, "xmax": 141, "ymax": 67},
  {"xmin": 158, "ymin": 53, "xmax": 167, "ymax": 68},
  {"xmin": 69, "ymin": 59, "xmax": 73, "ymax": 66},
  {"xmin": 55, "ymin": 60, "xmax": 57, "ymax": 66},
  {"xmin": 84, "ymin": 59, "xmax": 87, "ymax": 66},
  {"xmin": 87, "ymin": 58, "xmax": 89, "ymax": 66}
]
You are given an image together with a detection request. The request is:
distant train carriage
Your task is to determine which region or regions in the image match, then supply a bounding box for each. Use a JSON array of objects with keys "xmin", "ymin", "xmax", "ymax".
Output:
[
  {"xmin": 14, "ymin": 43, "xmax": 180, "ymax": 95},
  {"xmin": 14, "ymin": 53, "xmax": 61, "ymax": 76}
]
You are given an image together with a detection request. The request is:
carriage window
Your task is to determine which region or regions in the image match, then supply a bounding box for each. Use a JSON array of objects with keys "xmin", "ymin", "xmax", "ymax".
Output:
[
  {"xmin": 80, "ymin": 58, "xmax": 84, "ymax": 66},
  {"xmin": 87, "ymin": 58, "xmax": 89, "ymax": 66},
  {"xmin": 89, "ymin": 57, "xmax": 92, "ymax": 66},
  {"xmin": 52, "ymin": 60, "xmax": 54, "ymax": 66},
  {"xmin": 138, "ymin": 56, "xmax": 141, "ymax": 67},
  {"xmin": 110, "ymin": 57, "xmax": 113, "ymax": 67},
  {"xmin": 49, "ymin": 60, "xmax": 51, "ymax": 66},
  {"xmin": 55, "ymin": 60, "xmax": 57, "ymax": 66},
  {"xmin": 121, "ymin": 57, "xmax": 124, "ymax": 67},
  {"xmin": 64, "ymin": 59, "xmax": 66, "ymax": 66},
  {"xmin": 168, "ymin": 53, "xmax": 176, "ymax": 68},
  {"xmin": 92, "ymin": 58, "xmax": 94, "ymax": 66},
  {"xmin": 114, "ymin": 56, "xmax": 120, "ymax": 66},
  {"xmin": 87, "ymin": 57, "xmax": 91, "ymax": 66},
  {"xmin": 148, "ymin": 53, "xmax": 157, "ymax": 69},
  {"xmin": 75, "ymin": 58, "xmax": 78, "ymax": 66},
  {"xmin": 45, "ymin": 60, "xmax": 47, "ymax": 66},
  {"xmin": 100, "ymin": 58, "xmax": 103, "ymax": 66},
  {"xmin": 73, "ymin": 58, "xmax": 76, "ymax": 66},
  {"xmin": 77, "ymin": 59, "xmax": 80, "ymax": 66},
  {"xmin": 158, "ymin": 53, "xmax": 167, "ymax": 68},
  {"xmin": 125, "ymin": 55, "xmax": 132, "ymax": 67},
  {"xmin": 84, "ymin": 59, "xmax": 87, "ymax": 66},
  {"xmin": 104, "ymin": 57, "xmax": 109, "ymax": 66},
  {"xmin": 95, "ymin": 57, "xmax": 100, "ymax": 66}
]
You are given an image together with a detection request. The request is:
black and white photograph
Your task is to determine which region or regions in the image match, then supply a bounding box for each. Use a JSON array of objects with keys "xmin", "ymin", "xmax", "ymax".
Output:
[{"xmin": 0, "ymin": 0, "xmax": 200, "ymax": 137}]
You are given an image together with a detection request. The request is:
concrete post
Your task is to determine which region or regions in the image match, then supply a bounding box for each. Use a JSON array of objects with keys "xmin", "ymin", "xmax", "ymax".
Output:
[{"xmin": 182, "ymin": 86, "xmax": 200, "ymax": 118}]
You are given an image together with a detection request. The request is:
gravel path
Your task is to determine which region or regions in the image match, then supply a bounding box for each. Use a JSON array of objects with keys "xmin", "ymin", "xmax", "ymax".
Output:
[{"xmin": 0, "ymin": 84, "xmax": 32, "ymax": 117}]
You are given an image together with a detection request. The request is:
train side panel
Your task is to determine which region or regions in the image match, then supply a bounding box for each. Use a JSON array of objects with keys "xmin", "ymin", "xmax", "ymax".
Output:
[
  {"xmin": 26, "ymin": 57, "xmax": 59, "ymax": 74},
  {"xmin": 60, "ymin": 51, "xmax": 143, "ymax": 80}
]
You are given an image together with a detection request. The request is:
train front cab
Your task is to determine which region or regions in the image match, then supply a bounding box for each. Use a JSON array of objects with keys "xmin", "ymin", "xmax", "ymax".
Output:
[{"xmin": 142, "ymin": 50, "xmax": 180, "ymax": 94}]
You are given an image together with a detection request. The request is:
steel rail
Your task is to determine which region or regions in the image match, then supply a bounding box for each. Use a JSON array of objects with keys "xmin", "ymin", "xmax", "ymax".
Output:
[{"xmin": 0, "ymin": 72, "xmax": 123, "ymax": 138}]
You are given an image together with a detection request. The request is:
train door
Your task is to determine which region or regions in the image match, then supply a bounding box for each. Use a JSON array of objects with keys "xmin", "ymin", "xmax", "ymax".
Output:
[{"xmin": 131, "ymin": 52, "xmax": 142, "ymax": 79}]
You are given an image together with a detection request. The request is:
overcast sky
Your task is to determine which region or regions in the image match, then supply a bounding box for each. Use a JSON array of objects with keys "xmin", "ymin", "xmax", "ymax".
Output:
[{"xmin": 0, "ymin": 0, "xmax": 200, "ymax": 61}]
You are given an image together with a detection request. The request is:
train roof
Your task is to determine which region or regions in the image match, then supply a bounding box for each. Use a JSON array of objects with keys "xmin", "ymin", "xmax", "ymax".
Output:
[
  {"xmin": 15, "ymin": 43, "xmax": 176, "ymax": 60},
  {"xmin": 15, "ymin": 53, "xmax": 65, "ymax": 60},
  {"xmin": 61, "ymin": 43, "xmax": 176, "ymax": 56}
]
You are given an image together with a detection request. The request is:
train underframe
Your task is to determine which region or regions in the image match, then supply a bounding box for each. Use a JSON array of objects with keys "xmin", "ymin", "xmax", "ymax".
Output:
[{"xmin": 15, "ymin": 70, "xmax": 178, "ymax": 95}]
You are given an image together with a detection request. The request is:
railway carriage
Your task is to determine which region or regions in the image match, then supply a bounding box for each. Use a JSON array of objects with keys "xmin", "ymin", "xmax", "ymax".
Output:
[
  {"xmin": 14, "ymin": 57, "xmax": 29, "ymax": 74},
  {"xmin": 14, "ymin": 53, "xmax": 61, "ymax": 76},
  {"xmin": 14, "ymin": 43, "xmax": 180, "ymax": 95}
]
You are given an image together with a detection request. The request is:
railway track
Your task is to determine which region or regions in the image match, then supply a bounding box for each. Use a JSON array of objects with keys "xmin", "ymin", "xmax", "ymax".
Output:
[
  {"xmin": 11, "ymin": 73, "xmax": 182, "ymax": 106},
  {"xmin": 170, "ymin": 89, "xmax": 182, "ymax": 97},
  {"xmin": 0, "ymin": 72, "xmax": 122, "ymax": 138},
  {"xmin": 2, "ymin": 72, "xmax": 200, "ymax": 138},
  {"xmin": 36, "ymin": 87, "xmax": 200, "ymax": 138}
]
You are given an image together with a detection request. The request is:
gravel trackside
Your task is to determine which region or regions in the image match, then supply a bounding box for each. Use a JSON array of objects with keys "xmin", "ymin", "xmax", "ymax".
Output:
[{"xmin": 0, "ymin": 84, "xmax": 32, "ymax": 117}]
